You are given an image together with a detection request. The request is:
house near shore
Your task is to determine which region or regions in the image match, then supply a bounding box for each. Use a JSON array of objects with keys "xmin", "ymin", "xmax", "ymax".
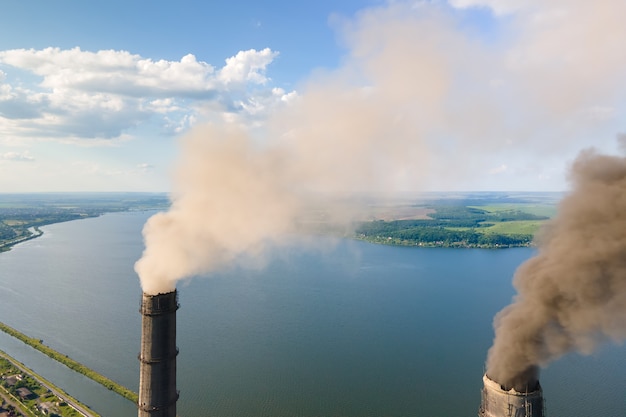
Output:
[
  {"xmin": 15, "ymin": 387, "xmax": 35, "ymax": 400},
  {"xmin": 3, "ymin": 374, "xmax": 22, "ymax": 387},
  {"xmin": 38, "ymin": 401, "xmax": 58, "ymax": 415}
]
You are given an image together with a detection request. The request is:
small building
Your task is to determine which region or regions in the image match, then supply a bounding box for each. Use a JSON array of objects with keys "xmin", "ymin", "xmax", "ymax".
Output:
[
  {"xmin": 16, "ymin": 386, "xmax": 35, "ymax": 400},
  {"xmin": 38, "ymin": 401, "xmax": 57, "ymax": 415},
  {"xmin": 4, "ymin": 374, "xmax": 22, "ymax": 387}
]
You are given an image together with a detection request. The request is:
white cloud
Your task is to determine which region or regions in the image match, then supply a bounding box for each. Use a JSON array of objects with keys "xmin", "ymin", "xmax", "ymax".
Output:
[
  {"xmin": 0, "ymin": 47, "xmax": 283, "ymax": 141},
  {"xmin": 0, "ymin": 48, "xmax": 219, "ymax": 97},
  {"xmin": 0, "ymin": 83, "xmax": 10, "ymax": 99},
  {"xmin": 237, "ymin": 87, "xmax": 293, "ymax": 115},
  {"xmin": 275, "ymin": 88, "xmax": 298, "ymax": 103},
  {"xmin": 164, "ymin": 114, "xmax": 197, "ymax": 134},
  {"xmin": 0, "ymin": 151, "xmax": 34, "ymax": 162},
  {"xmin": 218, "ymin": 48, "xmax": 279, "ymax": 86},
  {"xmin": 148, "ymin": 98, "xmax": 182, "ymax": 114},
  {"xmin": 0, "ymin": 85, "xmax": 49, "ymax": 119},
  {"xmin": 448, "ymin": 0, "xmax": 530, "ymax": 15},
  {"xmin": 214, "ymin": 86, "xmax": 297, "ymax": 127}
]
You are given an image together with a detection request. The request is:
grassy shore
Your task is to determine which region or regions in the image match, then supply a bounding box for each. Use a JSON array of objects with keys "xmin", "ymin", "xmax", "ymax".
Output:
[
  {"xmin": 0, "ymin": 321, "xmax": 138, "ymax": 404},
  {"xmin": 0, "ymin": 350, "xmax": 99, "ymax": 417}
]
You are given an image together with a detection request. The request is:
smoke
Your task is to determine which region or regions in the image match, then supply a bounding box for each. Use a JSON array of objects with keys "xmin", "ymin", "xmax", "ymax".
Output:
[
  {"xmin": 134, "ymin": 125, "xmax": 300, "ymax": 295},
  {"xmin": 486, "ymin": 147, "xmax": 626, "ymax": 391},
  {"xmin": 135, "ymin": 0, "xmax": 626, "ymax": 294}
]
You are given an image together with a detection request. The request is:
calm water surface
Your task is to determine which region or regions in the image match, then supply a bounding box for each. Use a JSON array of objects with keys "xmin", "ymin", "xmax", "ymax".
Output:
[{"xmin": 0, "ymin": 211, "xmax": 624, "ymax": 416}]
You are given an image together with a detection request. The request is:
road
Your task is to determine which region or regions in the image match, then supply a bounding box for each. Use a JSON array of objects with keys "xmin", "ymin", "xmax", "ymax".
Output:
[
  {"xmin": 1, "ymin": 383, "xmax": 32, "ymax": 416},
  {"xmin": 0, "ymin": 350, "xmax": 98, "ymax": 417}
]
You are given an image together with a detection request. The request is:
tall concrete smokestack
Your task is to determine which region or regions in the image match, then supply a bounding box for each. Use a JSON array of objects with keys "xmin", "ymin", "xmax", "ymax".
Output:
[
  {"xmin": 479, "ymin": 374, "xmax": 544, "ymax": 417},
  {"xmin": 138, "ymin": 290, "xmax": 179, "ymax": 417}
]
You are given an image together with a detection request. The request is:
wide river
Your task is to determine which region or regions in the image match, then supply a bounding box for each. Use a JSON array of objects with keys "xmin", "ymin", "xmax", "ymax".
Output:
[{"xmin": 0, "ymin": 211, "xmax": 623, "ymax": 417}]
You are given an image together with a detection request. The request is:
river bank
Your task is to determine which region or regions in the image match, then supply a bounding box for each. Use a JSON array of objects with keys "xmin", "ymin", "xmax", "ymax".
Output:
[
  {"xmin": 0, "ymin": 322, "xmax": 137, "ymax": 405},
  {"xmin": 0, "ymin": 192, "xmax": 170, "ymax": 253},
  {"xmin": 353, "ymin": 234, "xmax": 534, "ymax": 248},
  {"xmin": 0, "ymin": 349, "xmax": 99, "ymax": 417},
  {"xmin": 0, "ymin": 227, "xmax": 44, "ymax": 253}
]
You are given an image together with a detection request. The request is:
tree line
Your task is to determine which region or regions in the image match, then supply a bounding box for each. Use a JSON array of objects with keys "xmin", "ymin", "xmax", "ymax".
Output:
[{"xmin": 354, "ymin": 205, "xmax": 545, "ymax": 247}]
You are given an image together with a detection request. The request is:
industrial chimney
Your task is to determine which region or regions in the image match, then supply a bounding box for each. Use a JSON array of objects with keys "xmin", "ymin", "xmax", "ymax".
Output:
[
  {"xmin": 138, "ymin": 290, "xmax": 179, "ymax": 417},
  {"xmin": 478, "ymin": 374, "xmax": 544, "ymax": 417}
]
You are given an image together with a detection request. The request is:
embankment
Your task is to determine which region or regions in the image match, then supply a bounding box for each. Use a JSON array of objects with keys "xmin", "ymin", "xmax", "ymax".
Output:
[{"xmin": 0, "ymin": 321, "xmax": 138, "ymax": 404}]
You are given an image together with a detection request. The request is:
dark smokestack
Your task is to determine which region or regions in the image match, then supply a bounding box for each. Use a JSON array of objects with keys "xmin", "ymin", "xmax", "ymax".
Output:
[
  {"xmin": 494, "ymin": 365, "xmax": 539, "ymax": 393},
  {"xmin": 138, "ymin": 290, "xmax": 179, "ymax": 417},
  {"xmin": 479, "ymin": 374, "xmax": 544, "ymax": 417}
]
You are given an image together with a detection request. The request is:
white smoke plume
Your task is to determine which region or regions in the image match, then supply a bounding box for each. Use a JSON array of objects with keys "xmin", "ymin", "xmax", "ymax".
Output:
[
  {"xmin": 135, "ymin": 0, "xmax": 626, "ymax": 294},
  {"xmin": 486, "ymin": 147, "xmax": 626, "ymax": 391},
  {"xmin": 134, "ymin": 125, "xmax": 300, "ymax": 295}
]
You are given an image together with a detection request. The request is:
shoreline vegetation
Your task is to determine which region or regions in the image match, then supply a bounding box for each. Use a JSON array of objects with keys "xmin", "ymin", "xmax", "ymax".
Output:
[
  {"xmin": 0, "ymin": 226, "xmax": 43, "ymax": 252},
  {"xmin": 0, "ymin": 193, "xmax": 170, "ymax": 253},
  {"xmin": 0, "ymin": 348, "xmax": 101, "ymax": 417},
  {"xmin": 0, "ymin": 321, "xmax": 138, "ymax": 405},
  {"xmin": 351, "ymin": 204, "xmax": 554, "ymax": 249},
  {"xmin": 0, "ymin": 192, "xmax": 559, "ymax": 253}
]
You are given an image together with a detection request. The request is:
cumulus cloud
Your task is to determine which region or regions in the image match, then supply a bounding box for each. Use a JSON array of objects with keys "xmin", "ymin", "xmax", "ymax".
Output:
[
  {"xmin": 234, "ymin": 88, "xmax": 297, "ymax": 118},
  {"xmin": 218, "ymin": 48, "xmax": 278, "ymax": 86},
  {"xmin": 0, "ymin": 47, "xmax": 286, "ymax": 141},
  {"xmin": 0, "ymin": 48, "xmax": 218, "ymax": 97},
  {"xmin": 3, "ymin": 0, "xmax": 626, "ymax": 195},
  {"xmin": 0, "ymin": 89, "xmax": 48, "ymax": 120}
]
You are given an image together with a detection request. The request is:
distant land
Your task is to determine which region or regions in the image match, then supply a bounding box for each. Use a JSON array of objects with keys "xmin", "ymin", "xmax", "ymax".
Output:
[
  {"xmin": 0, "ymin": 192, "xmax": 170, "ymax": 252},
  {"xmin": 0, "ymin": 191, "xmax": 562, "ymax": 252},
  {"xmin": 346, "ymin": 191, "xmax": 562, "ymax": 248}
]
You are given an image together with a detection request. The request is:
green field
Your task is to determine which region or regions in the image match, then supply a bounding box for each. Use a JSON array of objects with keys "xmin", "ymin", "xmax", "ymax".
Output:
[
  {"xmin": 469, "ymin": 203, "xmax": 555, "ymax": 236},
  {"xmin": 354, "ymin": 194, "xmax": 559, "ymax": 248},
  {"xmin": 468, "ymin": 203, "xmax": 557, "ymax": 218},
  {"xmin": 445, "ymin": 220, "xmax": 547, "ymax": 236},
  {"xmin": 477, "ymin": 220, "xmax": 546, "ymax": 235}
]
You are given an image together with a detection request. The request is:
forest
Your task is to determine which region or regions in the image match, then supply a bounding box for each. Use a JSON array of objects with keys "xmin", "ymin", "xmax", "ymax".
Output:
[{"xmin": 353, "ymin": 204, "xmax": 550, "ymax": 248}]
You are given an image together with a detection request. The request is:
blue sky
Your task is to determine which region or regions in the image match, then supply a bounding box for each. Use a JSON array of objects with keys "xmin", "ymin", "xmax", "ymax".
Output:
[
  {"xmin": 0, "ymin": 0, "xmax": 624, "ymax": 192},
  {"xmin": 0, "ymin": 1, "xmax": 369, "ymax": 84}
]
